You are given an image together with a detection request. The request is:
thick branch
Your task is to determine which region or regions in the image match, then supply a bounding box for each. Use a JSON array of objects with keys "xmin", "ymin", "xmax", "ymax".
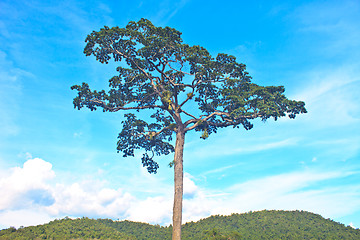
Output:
[
  {"xmin": 184, "ymin": 111, "xmax": 226, "ymax": 131},
  {"xmin": 150, "ymin": 124, "xmax": 175, "ymax": 138},
  {"xmin": 184, "ymin": 111, "xmax": 262, "ymax": 131}
]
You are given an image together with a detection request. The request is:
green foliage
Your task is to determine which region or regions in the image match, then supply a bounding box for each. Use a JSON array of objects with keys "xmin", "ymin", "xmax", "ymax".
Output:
[
  {"xmin": 96, "ymin": 219, "xmax": 170, "ymax": 240},
  {"xmin": 1, "ymin": 211, "xmax": 359, "ymax": 239},
  {"xmin": 200, "ymin": 228, "xmax": 241, "ymax": 239},
  {"xmin": 71, "ymin": 18, "xmax": 306, "ymax": 173},
  {"xmin": 0, "ymin": 217, "xmax": 135, "ymax": 240},
  {"xmin": 168, "ymin": 160, "xmax": 175, "ymax": 168},
  {"xmin": 116, "ymin": 113, "xmax": 174, "ymax": 173},
  {"xmin": 181, "ymin": 210, "xmax": 360, "ymax": 240},
  {"xmin": 200, "ymin": 129, "xmax": 209, "ymax": 140}
]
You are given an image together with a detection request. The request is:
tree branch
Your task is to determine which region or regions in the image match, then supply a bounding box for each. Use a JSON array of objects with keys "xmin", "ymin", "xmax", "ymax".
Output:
[
  {"xmin": 184, "ymin": 111, "xmax": 225, "ymax": 131},
  {"xmin": 112, "ymin": 48, "xmax": 164, "ymax": 97},
  {"xmin": 179, "ymin": 89, "xmax": 195, "ymax": 108},
  {"xmin": 90, "ymin": 99, "xmax": 164, "ymax": 112},
  {"xmin": 184, "ymin": 111, "xmax": 263, "ymax": 131},
  {"xmin": 166, "ymin": 60, "xmax": 193, "ymax": 76},
  {"xmin": 180, "ymin": 109, "xmax": 198, "ymax": 120}
]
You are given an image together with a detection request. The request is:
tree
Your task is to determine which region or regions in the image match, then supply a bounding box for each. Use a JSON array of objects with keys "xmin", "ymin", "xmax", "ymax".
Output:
[{"xmin": 71, "ymin": 18, "xmax": 307, "ymax": 240}]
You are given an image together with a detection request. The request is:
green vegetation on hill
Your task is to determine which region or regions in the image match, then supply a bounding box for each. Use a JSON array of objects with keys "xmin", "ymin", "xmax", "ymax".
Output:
[
  {"xmin": 1, "ymin": 210, "xmax": 359, "ymax": 239},
  {"xmin": 181, "ymin": 210, "xmax": 359, "ymax": 239},
  {"xmin": 96, "ymin": 219, "xmax": 170, "ymax": 240},
  {"xmin": 0, "ymin": 217, "xmax": 135, "ymax": 240}
]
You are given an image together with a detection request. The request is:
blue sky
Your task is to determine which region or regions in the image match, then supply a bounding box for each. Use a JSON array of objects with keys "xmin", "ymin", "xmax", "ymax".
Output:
[{"xmin": 0, "ymin": 0, "xmax": 359, "ymax": 230}]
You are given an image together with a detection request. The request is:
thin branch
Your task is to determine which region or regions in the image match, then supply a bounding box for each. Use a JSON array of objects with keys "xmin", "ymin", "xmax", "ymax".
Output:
[
  {"xmin": 166, "ymin": 60, "xmax": 193, "ymax": 76},
  {"xmin": 149, "ymin": 58, "xmax": 193, "ymax": 88},
  {"xmin": 110, "ymin": 105, "xmax": 164, "ymax": 112},
  {"xmin": 148, "ymin": 57, "xmax": 173, "ymax": 85},
  {"xmin": 90, "ymin": 99, "xmax": 164, "ymax": 112},
  {"xmin": 112, "ymin": 48, "xmax": 163, "ymax": 96},
  {"xmin": 180, "ymin": 109, "xmax": 198, "ymax": 120},
  {"xmin": 179, "ymin": 88, "xmax": 195, "ymax": 108},
  {"xmin": 150, "ymin": 124, "xmax": 175, "ymax": 138}
]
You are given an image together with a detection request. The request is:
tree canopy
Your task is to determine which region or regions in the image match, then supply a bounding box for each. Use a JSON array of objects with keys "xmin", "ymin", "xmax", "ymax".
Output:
[{"xmin": 71, "ymin": 18, "xmax": 307, "ymax": 174}]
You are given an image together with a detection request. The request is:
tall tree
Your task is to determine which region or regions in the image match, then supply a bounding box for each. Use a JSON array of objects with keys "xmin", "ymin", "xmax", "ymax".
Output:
[{"xmin": 71, "ymin": 18, "xmax": 307, "ymax": 240}]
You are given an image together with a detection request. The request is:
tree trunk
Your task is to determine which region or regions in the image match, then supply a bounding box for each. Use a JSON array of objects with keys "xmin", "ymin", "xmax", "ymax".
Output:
[{"xmin": 172, "ymin": 128, "xmax": 185, "ymax": 240}]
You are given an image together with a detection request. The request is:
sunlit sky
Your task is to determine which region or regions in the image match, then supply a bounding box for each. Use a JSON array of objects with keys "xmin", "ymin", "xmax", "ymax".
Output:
[{"xmin": 1, "ymin": 0, "xmax": 359, "ymax": 230}]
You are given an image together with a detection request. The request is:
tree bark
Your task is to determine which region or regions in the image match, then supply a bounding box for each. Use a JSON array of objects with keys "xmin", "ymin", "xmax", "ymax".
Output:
[{"xmin": 172, "ymin": 127, "xmax": 185, "ymax": 240}]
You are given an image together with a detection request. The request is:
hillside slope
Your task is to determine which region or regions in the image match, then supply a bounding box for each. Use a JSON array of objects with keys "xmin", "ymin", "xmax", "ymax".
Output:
[
  {"xmin": 0, "ymin": 217, "xmax": 135, "ymax": 240},
  {"xmin": 1, "ymin": 210, "xmax": 359, "ymax": 239}
]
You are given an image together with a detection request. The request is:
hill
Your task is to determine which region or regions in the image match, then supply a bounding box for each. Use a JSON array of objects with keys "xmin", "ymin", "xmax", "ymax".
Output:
[{"xmin": 1, "ymin": 210, "xmax": 359, "ymax": 239}]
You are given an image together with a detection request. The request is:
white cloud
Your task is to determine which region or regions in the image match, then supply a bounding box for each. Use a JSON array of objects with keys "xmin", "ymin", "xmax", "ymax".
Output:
[
  {"xmin": 183, "ymin": 173, "xmax": 198, "ymax": 198},
  {"xmin": 0, "ymin": 157, "xmax": 194, "ymax": 228},
  {"xmin": 179, "ymin": 170, "xmax": 360, "ymax": 223},
  {"xmin": 151, "ymin": 0, "xmax": 190, "ymax": 25},
  {"xmin": 228, "ymin": 171, "xmax": 346, "ymax": 194},
  {"xmin": 0, "ymin": 157, "xmax": 135, "ymax": 228},
  {"xmin": 180, "ymin": 171, "xmax": 359, "ymax": 224},
  {"xmin": 186, "ymin": 137, "xmax": 298, "ymax": 161},
  {"xmin": 127, "ymin": 196, "xmax": 172, "ymax": 224},
  {"xmin": 295, "ymin": 65, "xmax": 360, "ymax": 128},
  {"xmin": 0, "ymin": 158, "xmax": 55, "ymax": 210},
  {"xmin": 73, "ymin": 132, "xmax": 83, "ymax": 138},
  {"xmin": 0, "ymin": 50, "xmax": 28, "ymax": 137},
  {"xmin": 349, "ymin": 222, "xmax": 356, "ymax": 229},
  {"xmin": 292, "ymin": 0, "xmax": 360, "ymax": 56},
  {"xmin": 0, "ymin": 209, "xmax": 53, "ymax": 229},
  {"xmin": 202, "ymin": 163, "xmax": 243, "ymax": 176},
  {"xmin": 46, "ymin": 182, "xmax": 134, "ymax": 218},
  {"xmin": 232, "ymin": 138, "xmax": 298, "ymax": 154},
  {"xmin": 1, "ymin": 158, "xmax": 359, "ymax": 230},
  {"xmin": 125, "ymin": 171, "xmax": 201, "ymax": 224}
]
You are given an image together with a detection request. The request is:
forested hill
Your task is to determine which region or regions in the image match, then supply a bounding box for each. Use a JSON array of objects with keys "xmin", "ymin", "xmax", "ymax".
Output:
[{"xmin": 1, "ymin": 210, "xmax": 359, "ymax": 239}]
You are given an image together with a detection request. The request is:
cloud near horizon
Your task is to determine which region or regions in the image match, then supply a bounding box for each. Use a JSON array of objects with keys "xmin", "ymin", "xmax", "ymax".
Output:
[
  {"xmin": 1, "ymin": 157, "xmax": 359, "ymax": 229},
  {"xmin": 0, "ymin": 157, "xmax": 199, "ymax": 228}
]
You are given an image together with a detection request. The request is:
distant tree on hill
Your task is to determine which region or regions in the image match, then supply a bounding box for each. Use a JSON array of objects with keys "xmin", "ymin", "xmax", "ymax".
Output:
[{"xmin": 71, "ymin": 18, "xmax": 307, "ymax": 239}]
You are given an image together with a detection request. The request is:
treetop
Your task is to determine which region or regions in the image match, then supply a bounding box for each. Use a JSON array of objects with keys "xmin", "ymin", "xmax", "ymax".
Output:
[{"xmin": 71, "ymin": 18, "xmax": 307, "ymax": 173}]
